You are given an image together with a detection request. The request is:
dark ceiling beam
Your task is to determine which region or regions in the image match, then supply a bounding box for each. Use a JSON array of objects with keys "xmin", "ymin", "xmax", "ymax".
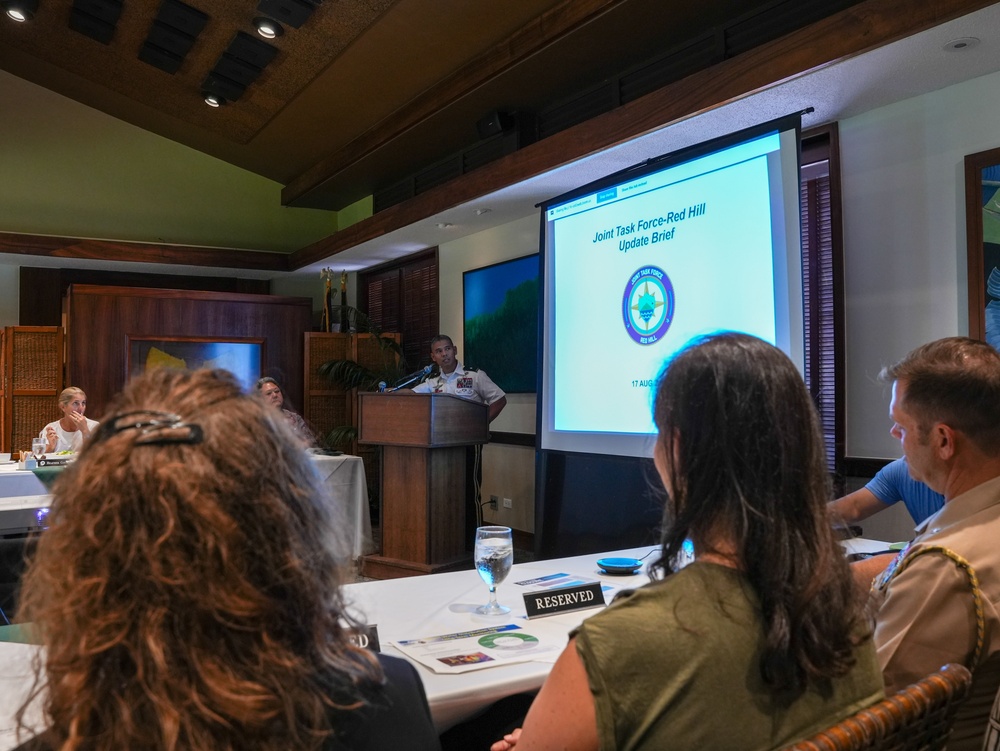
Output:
[
  {"xmin": 289, "ymin": 0, "xmax": 994, "ymax": 269},
  {"xmin": 280, "ymin": 0, "xmax": 629, "ymax": 208},
  {"xmin": 0, "ymin": 232, "xmax": 290, "ymax": 271}
]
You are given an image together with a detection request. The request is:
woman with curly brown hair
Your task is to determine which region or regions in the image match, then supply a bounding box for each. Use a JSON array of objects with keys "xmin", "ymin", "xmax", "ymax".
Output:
[{"xmin": 13, "ymin": 368, "xmax": 440, "ymax": 751}]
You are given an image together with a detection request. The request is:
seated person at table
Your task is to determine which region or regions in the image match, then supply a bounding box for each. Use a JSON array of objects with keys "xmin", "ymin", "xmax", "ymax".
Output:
[
  {"xmin": 255, "ymin": 376, "xmax": 316, "ymax": 446},
  {"xmin": 869, "ymin": 338, "xmax": 1000, "ymax": 741},
  {"xmin": 492, "ymin": 333, "xmax": 882, "ymax": 751},
  {"xmin": 830, "ymin": 457, "xmax": 944, "ymax": 587},
  {"xmin": 829, "ymin": 456, "xmax": 943, "ymax": 526},
  {"xmin": 38, "ymin": 387, "xmax": 98, "ymax": 453},
  {"xmin": 13, "ymin": 368, "xmax": 440, "ymax": 751}
]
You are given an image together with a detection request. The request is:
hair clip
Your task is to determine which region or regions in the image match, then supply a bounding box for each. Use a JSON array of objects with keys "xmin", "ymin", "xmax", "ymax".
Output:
[{"xmin": 94, "ymin": 410, "xmax": 204, "ymax": 446}]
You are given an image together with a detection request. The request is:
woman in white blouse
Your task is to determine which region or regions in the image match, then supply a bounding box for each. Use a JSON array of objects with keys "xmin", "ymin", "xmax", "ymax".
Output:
[{"xmin": 39, "ymin": 387, "xmax": 99, "ymax": 453}]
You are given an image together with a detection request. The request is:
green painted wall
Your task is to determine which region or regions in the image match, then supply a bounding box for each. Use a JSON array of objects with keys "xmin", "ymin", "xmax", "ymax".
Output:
[
  {"xmin": 337, "ymin": 195, "xmax": 374, "ymax": 230},
  {"xmin": 0, "ymin": 69, "xmax": 336, "ymax": 253}
]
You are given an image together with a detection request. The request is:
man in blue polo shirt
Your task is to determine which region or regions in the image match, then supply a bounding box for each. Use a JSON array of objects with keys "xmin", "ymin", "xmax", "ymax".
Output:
[
  {"xmin": 831, "ymin": 456, "xmax": 945, "ymax": 588},
  {"xmin": 830, "ymin": 456, "xmax": 944, "ymax": 526}
]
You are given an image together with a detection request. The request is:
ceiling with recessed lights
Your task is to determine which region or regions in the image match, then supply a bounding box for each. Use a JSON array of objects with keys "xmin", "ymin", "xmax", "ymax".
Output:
[
  {"xmin": 0, "ymin": 0, "xmax": 814, "ymax": 212},
  {"xmin": 0, "ymin": 0, "xmax": 998, "ymax": 277}
]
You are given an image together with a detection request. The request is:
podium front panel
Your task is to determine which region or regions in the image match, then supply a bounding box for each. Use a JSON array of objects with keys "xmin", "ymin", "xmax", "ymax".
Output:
[{"xmin": 359, "ymin": 392, "xmax": 487, "ymax": 448}]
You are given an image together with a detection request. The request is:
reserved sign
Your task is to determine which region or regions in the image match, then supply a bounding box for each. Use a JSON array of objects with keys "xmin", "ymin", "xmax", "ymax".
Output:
[{"xmin": 523, "ymin": 582, "xmax": 606, "ymax": 619}]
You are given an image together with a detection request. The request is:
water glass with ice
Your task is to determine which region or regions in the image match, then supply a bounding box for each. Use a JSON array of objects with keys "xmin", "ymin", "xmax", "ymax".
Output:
[{"xmin": 474, "ymin": 526, "xmax": 513, "ymax": 615}]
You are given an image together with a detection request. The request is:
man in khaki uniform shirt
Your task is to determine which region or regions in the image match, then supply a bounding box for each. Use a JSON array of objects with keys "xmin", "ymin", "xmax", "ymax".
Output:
[{"xmin": 870, "ymin": 337, "xmax": 1000, "ymax": 749}]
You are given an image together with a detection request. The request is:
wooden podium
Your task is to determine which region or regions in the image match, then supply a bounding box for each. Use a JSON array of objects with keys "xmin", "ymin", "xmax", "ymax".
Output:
[{"xmin": 358, "ymin": 391, "xmax": 488, "ymax": 579}]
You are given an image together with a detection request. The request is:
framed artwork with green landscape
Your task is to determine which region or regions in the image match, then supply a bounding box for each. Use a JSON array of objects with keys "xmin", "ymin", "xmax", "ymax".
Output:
[
  {"xmin": 463, "ymin": 254, "xmax": 539, "ymax": 393},
  {"xmin": 966, "ymin": 146, "xmax": 1000, "ymax": 350}
]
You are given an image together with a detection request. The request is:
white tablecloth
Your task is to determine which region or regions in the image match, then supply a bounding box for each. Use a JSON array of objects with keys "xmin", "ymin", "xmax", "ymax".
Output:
[
  {"xmin": 310, "ymin": 454, "xmax": 375, "ymax": 560},
  {"xmin": 344, "ymin": 536, "xmax": 899, "ymax": 731},
  {"xmin": 0, "ymin": 640, "xmax": 43, "ymax": 750},
  {"xmin": 0, "ymin": 496, "xmax": 51, "ymax": 535},
  {"xmin": 0, "ymin": 465, "xmax": 47, "ymax": 499},
  {"xmin": 0, "ymin": 546, "xmax": 659, "ymax": 746},
  {"xmin": 342, "ymin": 544, "xmax": 661, "ymax": 731},
  {"xmin": 0, "ymin": 538, "xmax": 894, "ymax": 746},
  {"xmin": 0, "ymin": 457, "xmax": 372, "ymax": 555}
]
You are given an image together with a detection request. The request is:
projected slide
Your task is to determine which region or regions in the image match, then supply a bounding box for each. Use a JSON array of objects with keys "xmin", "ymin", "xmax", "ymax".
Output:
[{"xmin": 540, "ymin": 121, "xmax": 803, "ymax": 457}]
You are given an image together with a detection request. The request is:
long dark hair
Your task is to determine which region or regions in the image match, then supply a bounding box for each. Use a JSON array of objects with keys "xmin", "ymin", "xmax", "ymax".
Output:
[
  {"xmin": 650, "ymin": 332, "xmax": 864, "ymax": 694},
  {"xmin": 18, "ymin": 368, "xmax": 382, "ymax": 750}
]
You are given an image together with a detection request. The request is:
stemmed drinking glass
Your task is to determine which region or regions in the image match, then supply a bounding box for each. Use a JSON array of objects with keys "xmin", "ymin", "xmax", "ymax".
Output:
[
  {"xmin": 31, "ymin": 438, "xmax": 46, "ymax": 461},
  {"xmin": 474, "ymin": 526, "xmax": 514, "ymax": 615}
]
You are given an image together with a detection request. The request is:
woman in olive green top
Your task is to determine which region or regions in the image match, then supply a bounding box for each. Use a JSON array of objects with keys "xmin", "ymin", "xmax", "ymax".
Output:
[{"xmin": 493, "ymin": 333, "xmax": 883, "ymax": 751}]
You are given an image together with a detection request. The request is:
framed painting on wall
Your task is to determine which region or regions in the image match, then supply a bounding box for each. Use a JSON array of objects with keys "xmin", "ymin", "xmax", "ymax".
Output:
[
  {"xmin": 127, "ymin": 336, "xmax": 265, "ymax": 392},
  {"xmin": 463, "ymin": 254, "xmax": 539, "ymax": 394},
  {"xmin": 965, "ymin": 146, "xmax": 1000, "ymax": 349}
]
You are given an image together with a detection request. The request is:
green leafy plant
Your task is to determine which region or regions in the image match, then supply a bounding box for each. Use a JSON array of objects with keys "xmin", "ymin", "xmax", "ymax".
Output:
[{"xmin": 316, "ymin": 305, "xmax": 408, "ymax": 448}]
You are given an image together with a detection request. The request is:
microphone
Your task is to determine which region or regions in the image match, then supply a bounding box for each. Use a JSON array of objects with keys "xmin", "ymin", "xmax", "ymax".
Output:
[{"xmin": 387, "ymin": 364, "xmax": 433, "ymax": 392}]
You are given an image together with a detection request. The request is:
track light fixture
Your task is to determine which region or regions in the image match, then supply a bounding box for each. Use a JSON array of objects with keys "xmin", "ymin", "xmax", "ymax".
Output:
[
  {"xmin": 253, "ymin": 16, "xmax": 282, "ymax": 39},
  {"xmin": 203, "ymin": 92, "xmax": 226, "ymax": 107},
  {"xmin": 2, "ymin": 0, "xmax": 38, "ymax": 22}
]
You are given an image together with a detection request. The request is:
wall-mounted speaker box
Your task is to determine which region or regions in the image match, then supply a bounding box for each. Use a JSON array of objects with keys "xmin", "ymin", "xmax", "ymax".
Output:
[{"xmin": 476, "ymin": 110, "xmax": 516, "ymax": 139}]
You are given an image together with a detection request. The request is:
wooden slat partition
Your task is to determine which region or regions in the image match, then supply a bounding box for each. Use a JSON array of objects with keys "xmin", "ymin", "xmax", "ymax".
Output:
[
  {"xmin": 3, "ymin": 327, "xmax": 63, "ymax": 454},
  {"xmin": 303, "ymin": 332, "xmax": 400, "ymax": 450}
]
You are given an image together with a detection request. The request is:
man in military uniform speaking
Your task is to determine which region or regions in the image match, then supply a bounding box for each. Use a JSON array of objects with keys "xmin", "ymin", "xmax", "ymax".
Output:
[{"xmin": 412, "ymin": 334, "xmax": 507, "ymax": 422}]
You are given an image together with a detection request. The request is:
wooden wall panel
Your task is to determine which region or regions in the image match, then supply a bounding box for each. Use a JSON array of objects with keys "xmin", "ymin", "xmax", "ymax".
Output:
[
  {"xmin": 64, "ymin": 285, "xmax": 311, "ymax": 419},
  {"xmin": 21, "ymin": 267, "xmax": 271, "ymax": 327}
]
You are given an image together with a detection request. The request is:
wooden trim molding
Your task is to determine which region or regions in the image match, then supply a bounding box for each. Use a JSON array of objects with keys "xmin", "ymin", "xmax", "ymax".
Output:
[
  {"xmin": 0, "ymin": 232, "xmax": 290, "ymax": 272},
  {"xmin": 64, "ymin": 284, "xmax": 304, "ymax": 304},
  {"xmin": 64, "ymin": 284, "xmax": 308, "ymax": 306}
]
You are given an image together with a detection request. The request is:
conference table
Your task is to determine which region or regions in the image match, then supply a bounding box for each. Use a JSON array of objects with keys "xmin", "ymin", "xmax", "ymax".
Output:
[
  {"xmin": 0, "ymin": 454, "xmax": 374, "ymax": 559},
  {"xmin": 310, "ymin": 453, "xmax": 376, "ymax": 560},
  {"xmin": 0, "ymin": 537, "xmax": 894, "ymax": 748},
  {"xmin": 0, "ymin": 544, "xmax": 653, "ymax": 747},
  {"xmin": 343, "ymin": 536, "xmax": 893, "ymax": 732},
  {"xmin": 0, "ymin": 464, "xmax": 47, "ymax": 501},
  {"xmin": 342, "ymin": 544, "xmax": 659, "ymax": 731},
  {"xmin": 0, "ymin": 496, "xmax": 50, "ymax": 537},
  {"xmin": 0, "ymin": 464, "xmax": 51, "ymax": 538}
]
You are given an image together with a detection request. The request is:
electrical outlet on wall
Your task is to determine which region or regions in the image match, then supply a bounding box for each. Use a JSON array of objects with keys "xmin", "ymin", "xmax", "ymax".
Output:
[
  {"xmin": 502, "ymin": 497, "xmax": 512, "ymax": 509},
  {"xmin": 489, "ymin": 495, "xmax": 499, "ymax": 510}
]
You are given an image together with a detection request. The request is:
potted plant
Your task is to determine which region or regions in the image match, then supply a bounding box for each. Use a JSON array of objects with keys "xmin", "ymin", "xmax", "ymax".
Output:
[{"xmin": 316, "ymin": 305, "xmax": 408, "ymax": 448}]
